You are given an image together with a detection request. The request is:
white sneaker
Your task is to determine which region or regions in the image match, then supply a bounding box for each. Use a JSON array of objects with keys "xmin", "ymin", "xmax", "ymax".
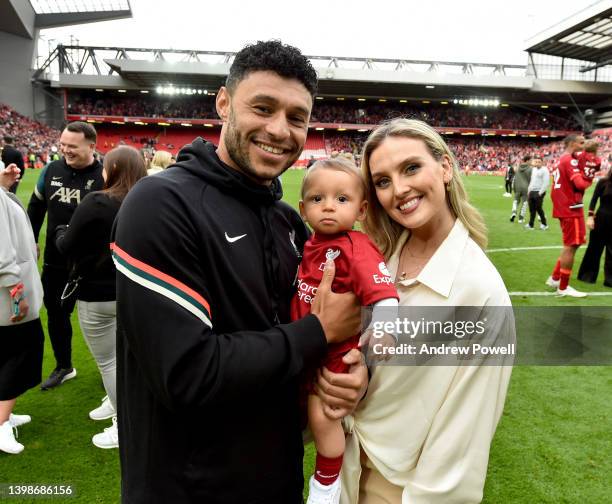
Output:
[
  {"xmin": 306, "ymin": 476, "xmax": 341, "ymax": 504},
  {"xmin": 540, "ymin": 224, "xmax": 549, "ymax": 230},
  {"xmin": 0, "ymin": 420, "xmax": 24, "ymax": 454},
  {"xmin": 89, "ymin": 396, "xmax": 115, "ymax": 421},
  {"xmin": 92, "ymin": 416, "xmax": 118, "ymax": 449},
  {"xmin": 524, "ymin": 224, "xmax": 534, "ymax": 230},
  {"xmin": 557, "ymin": 286, "xmax": 587, "ymax": 298},
  {"xmin": 9, "ymin": 414, "xmax": 31, "ymax": 427},
  {"xmin": 546, "ymin": 276, "xmax": 560, "ymax": 289}
]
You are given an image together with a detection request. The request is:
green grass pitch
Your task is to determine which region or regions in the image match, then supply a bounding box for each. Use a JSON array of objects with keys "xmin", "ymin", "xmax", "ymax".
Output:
[{"xmin": 1, "ymin": 167, "xmax": 610, "ymax": 503}]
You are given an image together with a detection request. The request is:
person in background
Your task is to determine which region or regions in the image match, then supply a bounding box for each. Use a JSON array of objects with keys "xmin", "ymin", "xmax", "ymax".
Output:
[
  {"xmin": 1, "ymin": 136, "xmax": 25, "ymax": 194},
  {"xmin": 147, "ymin": 150, "xmax": 173, "ymax": 175},
  {"xmin": 525, "ymin": 155, "xmax": 549, "ymax": 230},
  {"xmin": 0, "ymin": 164, "xmax": 44, "ymax": 454},
  {"xmin": 50, "ymin": 146, "xmax": 61, "ymax": 162},
  {"xmin": 510, "ymin": 154, "xmax": 531, "ymax": 223},
  {"xmin": 546, "ymin": 134, "xmax": 590, "ymax": 298},
  {"xmin": 578, "ymin": 160, "xmax": 611, "ymax": 287},
  {"xmin": 55, "ymin": 146, "xmax": 147, "ymax": 449},
  {"xmin": 27, "ymin": 121, "xmax": 104, "ymax": 390},
  {"xmin": 503, "ymin": 162, "xmax": 515, "ymax": 197}
]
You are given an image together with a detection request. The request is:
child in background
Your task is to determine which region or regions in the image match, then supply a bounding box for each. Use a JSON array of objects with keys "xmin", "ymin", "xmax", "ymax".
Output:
[
  {"xmin": 570, "ymin": 140, "xmax": 602, "ymax": 210},
  {"xmin": 291, "ymin": 158, "xmax": 399, "ymax": 504}
]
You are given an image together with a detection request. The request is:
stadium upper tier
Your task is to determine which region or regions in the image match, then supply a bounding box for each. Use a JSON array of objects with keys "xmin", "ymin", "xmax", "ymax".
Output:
[
  {"xmin": 1, "ymin": 101, "xmax": 608, "ymax": 173},
  {"xmin": 65, "ymin": 91, "xmax": 581, "ymax": 133}
]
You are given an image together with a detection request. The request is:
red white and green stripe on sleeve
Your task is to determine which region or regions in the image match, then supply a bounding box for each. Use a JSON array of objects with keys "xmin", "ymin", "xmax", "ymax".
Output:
[{"xmin": 111, "ymin": 243, "xmax": 212, "ymax": 328}]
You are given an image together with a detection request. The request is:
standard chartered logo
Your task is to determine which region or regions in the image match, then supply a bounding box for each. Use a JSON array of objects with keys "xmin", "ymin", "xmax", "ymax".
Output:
[{"xmin": 50, "ymin": 187, "xmax": 81, "ymax": 204}]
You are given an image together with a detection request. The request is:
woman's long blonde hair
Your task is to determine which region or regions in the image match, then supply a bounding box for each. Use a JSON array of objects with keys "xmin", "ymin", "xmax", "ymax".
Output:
[
  {"xmin": 150, "ymin": 150, "xmax": 173, "ymax": 170},
  {"xmin": 361, "ymin": 118, "xmax": 487, "ymax": 258}
]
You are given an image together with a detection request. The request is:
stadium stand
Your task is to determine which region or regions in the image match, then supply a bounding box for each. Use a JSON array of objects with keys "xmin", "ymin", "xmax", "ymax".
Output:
[
  {"xmin": 66, "ymin": 91, "xmax": 580, "ymax": 131},
  {"xmin": 1, "ymin": 100, "xmax": 609, "ymax": 174},
  {"xmin": 0, "ymin": 103, "xmax": 59, "ymax": 165}
]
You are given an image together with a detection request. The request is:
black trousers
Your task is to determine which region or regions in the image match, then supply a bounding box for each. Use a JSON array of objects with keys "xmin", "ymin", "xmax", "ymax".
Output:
[
  {"xmin": 528, "ymin": 191, "xmax": 547, "ymax": 227},
  {"xmin": 41, "ymin": 266, "xmax": 77, "ymax": 369},
  {"xmin": 578, "ymin": 218, "xmax": 612, "ymax": 286},
  {"xmin": 505, "ymin": 179, "xmax": 512, "ymax": 193}
]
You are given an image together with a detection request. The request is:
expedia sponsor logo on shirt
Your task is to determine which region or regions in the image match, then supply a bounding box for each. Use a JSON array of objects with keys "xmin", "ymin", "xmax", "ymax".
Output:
[
  {"xmin": 296, "ymin": 278, "xmax": 317, "ymax": 304},
  {"xmin": 373, "ymin": 261, "xmax": 393, "ymax": 285}
]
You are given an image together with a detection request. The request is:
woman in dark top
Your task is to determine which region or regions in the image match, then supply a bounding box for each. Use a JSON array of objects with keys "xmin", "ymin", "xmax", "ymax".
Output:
[
  {"xmin": 55, "ymin": 146, "xmax": 146, "ymax": 448},
  {"xmin": 578, "ymin": 167, "xmax": 612, "ymax": 287}
]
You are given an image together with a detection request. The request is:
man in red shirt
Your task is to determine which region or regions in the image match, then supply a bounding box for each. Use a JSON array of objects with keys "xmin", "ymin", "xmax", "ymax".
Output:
[{"xmin": 547, "ymin": 134, "xmax": 591, "ymax": 297}]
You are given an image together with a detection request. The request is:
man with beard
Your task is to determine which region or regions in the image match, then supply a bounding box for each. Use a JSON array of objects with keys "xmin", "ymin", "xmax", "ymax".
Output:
[{"xmin": 112, "ymin": 41, "xmax": 366, "ymax": 504}]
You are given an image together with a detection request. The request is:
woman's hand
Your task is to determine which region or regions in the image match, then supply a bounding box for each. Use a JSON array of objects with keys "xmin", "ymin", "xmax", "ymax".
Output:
[
  {"xmin": 315, "ymin": 349, "xmax": 369, "ymax": 420},
  {"xmin": 10, "ymin": 297, "xmax": 29, "ymax": 323},
  {"xmin": 587, "ymin": 216, "xmax": 595, "ymax": 231},
  {"xmin": 0, "ymin": 164, "xmax": 20, "ymax": 190}
]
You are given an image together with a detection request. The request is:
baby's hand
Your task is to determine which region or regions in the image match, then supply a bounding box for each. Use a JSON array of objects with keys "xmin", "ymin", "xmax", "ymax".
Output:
[{"xmin": 359, "ymin": 328, "xmax": 396, "ymax": 363}]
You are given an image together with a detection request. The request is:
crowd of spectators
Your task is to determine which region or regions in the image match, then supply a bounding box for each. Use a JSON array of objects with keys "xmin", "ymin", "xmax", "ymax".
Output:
[
  {"xmin": 2, "ymin": 98, "xmax": 608, "ymax": 174},
  {"xmin": 68, "ymin": 95, "xmax": 217, "ymax": 119},
  {"xmin": 0, "ymin": 103, "xmax": 60, "ymax": 165},
  {"xmin": 322, "ymin": 131, "xmax": 612, "ymax": 173},
  {"xmin": 311, "ymin": 102, "xmax": 580, "ymax": 130},
  {"xmin": 67, "ymin": 93, "xmax": 581, "ymax": 131}
]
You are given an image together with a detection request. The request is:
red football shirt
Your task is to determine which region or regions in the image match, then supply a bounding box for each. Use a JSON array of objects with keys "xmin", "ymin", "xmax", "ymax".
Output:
[
  {"xmin": 291, "ymin": 230, "xmax": 398, "ymax": 362},
  {"xmin": 576, "ymin": 151, "xmax": 602, "ymax": 179},
  {"xmin": 551, "ymin": 153, "xmax": 588, "ymax": 218}
]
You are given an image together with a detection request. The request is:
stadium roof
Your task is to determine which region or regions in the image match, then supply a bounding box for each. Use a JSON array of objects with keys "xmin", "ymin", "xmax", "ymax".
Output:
[
  {"xmin": 29, "ymin": 0, "xmax": 130, "ymax": 14},
  {"xmin": 526, "ymin": 0, "xmax": 612, "ymax": 69},
  {"xmin": 0, "ymin": 0, "xmax": 132, "ymax": 39},
  {"xmin": 37, "ymin": 45, "xmax": 612, "ymax": 107}
]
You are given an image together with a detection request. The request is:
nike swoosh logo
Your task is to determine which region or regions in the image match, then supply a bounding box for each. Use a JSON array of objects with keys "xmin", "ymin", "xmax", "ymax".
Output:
[
  {"xmin": 315, "ymin": 471, "xmax": 339, "ymax": 479},
  {"xmin": 52, "ymin": 176, "xmax": 61, "ymax": 180},
  {"xmin": 225, "ymin": 232, "xmax": 247, "ymax": 243}
]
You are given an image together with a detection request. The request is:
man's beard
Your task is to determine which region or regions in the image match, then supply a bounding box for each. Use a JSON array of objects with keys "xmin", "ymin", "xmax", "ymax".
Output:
[{"xmin": 224, "ymin": 108, "xmax": 297, "ymax": 184}]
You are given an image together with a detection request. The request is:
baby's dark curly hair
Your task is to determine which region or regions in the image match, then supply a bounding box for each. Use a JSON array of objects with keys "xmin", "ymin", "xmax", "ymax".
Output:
[{"xmin": 226, "ymin": 40, "xmax": 318, "ymax": 97}]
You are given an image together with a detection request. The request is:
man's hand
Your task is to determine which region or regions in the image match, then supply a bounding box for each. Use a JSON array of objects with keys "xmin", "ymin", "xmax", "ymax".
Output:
[
  {"xmin": 0, "ymin": 163, "xmax": 21, "ymax": 190},
  {"xmin": 310, "ymin": 259, "xmax": 361, "ymax": 344},
  {"xmin": 315, "ymin": 349, "xmax": 368, "ymax": 420}
]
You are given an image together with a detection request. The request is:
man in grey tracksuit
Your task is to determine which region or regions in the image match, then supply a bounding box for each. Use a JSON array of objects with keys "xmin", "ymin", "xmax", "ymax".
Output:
[
  {"xmin": 510, "ymin": 154, "xmax": 532, "ymax": 223},
  {"xmin": 526, "ymin": 156, "xmax": 549, "ymax": 229}
]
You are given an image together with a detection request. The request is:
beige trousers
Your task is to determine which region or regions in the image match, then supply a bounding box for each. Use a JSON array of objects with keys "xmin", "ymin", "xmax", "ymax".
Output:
[{"xmin": 358, "ymin": 449, "xmax": 403, "ymax": 503}]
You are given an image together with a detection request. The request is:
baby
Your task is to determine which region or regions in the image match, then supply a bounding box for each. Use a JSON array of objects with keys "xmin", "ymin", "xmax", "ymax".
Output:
[
  {"xmin": 570, "ymin": 140, "xmax": 602, "ymax": 210},
  {"xmin": 291, "ymin": 158, "xmax": 398, "ymax": 504}
]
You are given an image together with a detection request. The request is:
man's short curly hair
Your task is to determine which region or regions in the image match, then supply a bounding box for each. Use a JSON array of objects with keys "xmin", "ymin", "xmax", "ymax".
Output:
[{"xmin": 226, "ymin": 40, "xmax": 318, "ymax": 97}]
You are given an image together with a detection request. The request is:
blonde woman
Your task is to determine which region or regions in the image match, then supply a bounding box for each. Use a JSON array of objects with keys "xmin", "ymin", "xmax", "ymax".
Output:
[
  {"xmin": 147, "ymin": 150, "xmax": 173, "ymax": 175},
  {"xmin": 340, "ymin": 119, "xmax": 513, "ymax": 504}
]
